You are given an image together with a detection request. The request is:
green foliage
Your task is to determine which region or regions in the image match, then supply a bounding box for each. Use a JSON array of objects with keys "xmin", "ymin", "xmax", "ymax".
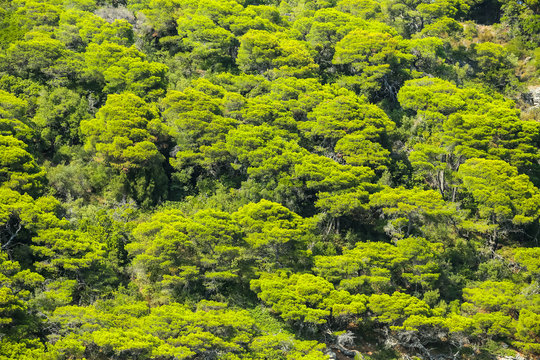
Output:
[
  {"xmin": 127, "ymin": 200, "xmax": 318, "ymax": 302},
  {"xmin": 398, "ymin": 76, "xmax": 540, "ymax": 197},
  {"xmin": 174, "ymin": 13, "xmax": 237, "ymax": 71},
  {"xmin": 314, "ymin": 237, "xmax": 443, "ymax": 294},
  {"xmin": 31, "ymin": 228, "xmax": 105, "ymax": 276},
  {"xmin": 251, "ymin": 271, "xmax": 367, "ymax": 326},
  {"xmin": 0, "ymin": 135, "xmax": 46, "ymax": 196},
  {"xmin": 237, "ymin": 30, "xmax": 318, "ymax": 77},
  {"xmin": 46, "ymin": 296, "xmax": 329, "ymax": 359},
  {"xmin": 333, "ymin": 28, "xmax": 413, "ymax": 99},
  {"xmin": 81, "ymin": 40, "xmax": 146, "ymax": 91},
  {"xmin": 514, "ymin": 309, "xmax": 540, "ymax": 355},
  {"xmin": 56, "ymin": 8, "xmax": 134, "ymax": 49},
  {"xmin": 0, "ymin": 250, "xmax": 43, "ymax": 330},
  {"xmin": 81, "ymin": 92, "xmax": 168, "ymax": 206},
  {"xmin": 250, "ymin": 333, "xmax": 329, "ymax": 359},
  {"xmin": 471, "ymin": 42, "xmax": 519, "ymax": 92},
  {"xmin": 232, "ymin": 200, "xmax": 315, "ymax": 271},
  {"xmin": 370, "ymin": 186, "xmax": 456, "ymax": 238},
  {"xmin": 1, "ymin": 0, "xmax": 538, "ymax": 358},
  {"xmin": 458, "ymin": 158, "xmax": 540, "ymax": 245},
  {"xmin": 103, "ymin": 57, "xmax": 169, "ymax": 100},
  {"xmin": 511, "ymin": 247, "xmax": 540, "ymax": 277},
  {"xmin": 368, "ymin": 291, "xmax": 430, "ymax": 325},
  {"xmin": 127, "ymin": 208, "xmax": 246, "ymax": 301},
  {"xmin": 33, "ymin": 87, "xmax": 90, "ymax": 150},
  {"xmin": 4, "ymin": 31, "xmax": 81, "ymax": 86},
  {"xmin": 301, "ymin": 92, "xmax": 395, "ymax": 147}
]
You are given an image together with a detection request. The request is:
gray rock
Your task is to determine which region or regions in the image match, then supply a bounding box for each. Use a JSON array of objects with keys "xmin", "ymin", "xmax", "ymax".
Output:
[{"xmin": 526, "ymin": 85, "xmax": 540, "ymax": 108}]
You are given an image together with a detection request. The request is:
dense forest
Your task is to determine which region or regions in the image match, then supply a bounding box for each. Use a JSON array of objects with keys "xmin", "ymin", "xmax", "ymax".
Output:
[{"xmin": 0, "ymin": 0, "xmax": 539, "ymax": 359}]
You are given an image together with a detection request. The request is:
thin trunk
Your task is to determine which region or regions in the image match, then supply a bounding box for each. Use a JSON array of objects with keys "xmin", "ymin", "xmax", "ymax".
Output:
[
  {"xmin": 438, "ymin": 169, "xmax": 445, "ymax": 197},
  {"xmin": 2, "ymin": 222, "xmax": 22, "ymax": 251}
]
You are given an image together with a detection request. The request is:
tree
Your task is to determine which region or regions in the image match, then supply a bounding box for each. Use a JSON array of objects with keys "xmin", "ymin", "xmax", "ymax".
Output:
[
  {"xmin": 369, "ymin": 186, "xmax": 457, "ymax": 238},
  {"xmin": 233, "ymin": 200, "xmax": 315, "ymax": 272},
  {"xmin": 419, "ymin": 16, "xmax": 463, "ymax": 38},
  {"xmin": 33, "ymin": 87, "xmax": 90, "ymax": 151},
  {"xmin": 514, "ymin": 309, "xmax": 540, "ymax": 355},
  {"xmin": 301, "ymin": 93, "xmax": 395, "ymax": 149},
  {"xmin": 250, "ymin": 271, "xmax": 367, "ymax": 327},
  {"xmin": 471, "ymin": 42, "xmax": 519, "ymax": 93},
  {"xmin": 0, "ymin": 90, "xmax": 29, "ymax": 122},
  {"xmin": 501, "ymin": 0, "xmax": 540, "ymax": 49},
  {"xmin": 127, "ymin": 208, "xmax": 251, "ymax": 300},
  {"xmin": 31, "ymin": 228, "xmax": 105, "ymax": 279},
  {"xmin": 462, "ymin": 280, "xmax": 527, "ymax": 316},
  {"xmin": 458, "ymin": 158, "xmax": 540, "ymax": 247},
  {"xmin": 398, "ymin": 77, "xmax": 464, "ymax": 118},
  {"xmin": 236, "ymin": 30, "xmax": 317, "ymax": 78},
  {"xmin": 11, "ymin": 0, "xmax": 62, "ymax": 32},
  {"xmin": 4, "ymin": 32, "xmax": 74, "ymax": 83},
  {"xmin": 0, "ymin": 90, "xmax": 34, "ymax": 145},
  {"xmin": 368, "ymin": 291, "xmax": 430, "ymax": 325},
  {"xmin": 333, "ymin": 28, "xmax": 413, "ymax": 100},
  {"xmin": 511, "ymin": 247, "xmax": 540, "ymax": 278},
  {"xmin": 0, "ymin": 188, "xmax": 66, "ymax": 256},
  {"xmin": 0, "ymin": 136, "xmax": 45, "ymax": 197},
  {"xmin": 126, "ymin": 209, "xmax": 200, "ymax": 301},
  {"xmin": 162, "ymin": 85, "xmax": 233, "ymax": 151},
  {"xmin": 80, "ymin": 92, "xmax": 168, "ymax": 206},
  {"xmin": 174, "ymin": 13, "xmax": 237, "ymax": 71},
  {"xmin": 337, "ymin": 0, "xmax": 383, "ymax": 19},
  {"xmin": 268, "ymin": 37, "xmax": 318, "ymax": 78},
  {"xmin": 48, "ymin": 296, "xmax": 329, "ymax": 359},
  {"xmin": 379, "ymin": 0, "xmax": 425, "ymax": 36},
  {"xmin": 335, "ymin": 134, "xmax": 391, "ymax": 172},
  {"xmin": 442, "ymin": 108, "xmax": 540, "ymax": 179},
  {"xmin": 161, "ymin": 85, "xmax": 238, "ymax": 196},
  {"xmin": 397, "ymin": 237, "xmax": 442, "ymax": 292},
  {"xmin": 398, "ymin": 77, "xmax": 540, "ymax": 193},
  {"xmin": 56, "ymin": 9, "xmax": 133, "ymax": 49},
  {"xmin": 81, "ymin": 40, "xmax": 145, "ymax": 91},
  {"xmin": 416, "ymin": 0, "xmax": 469, "ymax": 24},
  {"xmin": 225, "ymin": 4, "xmax": 285, "ymax": 37},
  {"xmin": 300, "ymin": 8, "xmax": 368, "ymax": 70},
  {"xmin": 103, "ymin": 57, "xmax": 168, "ymax": 100},
  {"xmin": 314, "ymin": 237, "xmax": 442, "ymax": 294},
  {"xmin": 315, "ymin": 241, "xmax": 403, "ymax": 294},
  {"xmin": 237, "ymin": 30, "xmax": 280, "ymax": 74},
  {"xmin": 0, "ymin": 250, "xmax": 43, "ymax": 332},
  {"xmin": 250, "ymin": 333, "xmax": 328, "ymax": 360}
]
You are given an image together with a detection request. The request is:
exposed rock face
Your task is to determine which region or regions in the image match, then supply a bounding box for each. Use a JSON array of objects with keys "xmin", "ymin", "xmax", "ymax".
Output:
[
  {"xmin": 525, "ymin": 85, "xmax": 540, "ymax": 107},
  {"xmin": 497, "ymin": 355, "xmax": 528, "ymax": 360}
]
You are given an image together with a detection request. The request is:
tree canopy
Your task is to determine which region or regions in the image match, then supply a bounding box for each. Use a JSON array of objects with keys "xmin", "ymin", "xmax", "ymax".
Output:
[{"xmin": 0, "ymin": 0, "xmax": 539, "ymax": 359}]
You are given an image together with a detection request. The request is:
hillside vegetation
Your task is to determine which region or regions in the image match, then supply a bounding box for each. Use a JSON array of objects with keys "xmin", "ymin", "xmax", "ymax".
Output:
[{"xmin": 0, "ymin": 0, "xmax": 539, "ymax": 359}]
